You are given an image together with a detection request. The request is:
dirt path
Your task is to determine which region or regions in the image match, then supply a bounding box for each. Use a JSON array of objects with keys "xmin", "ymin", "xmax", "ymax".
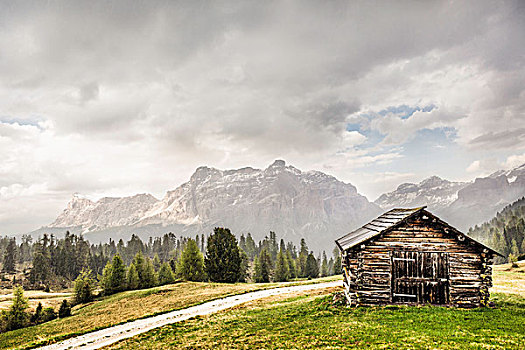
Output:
[{"xmin": 36, "ymin": 280, "xmax": 341, "ymax": 350}]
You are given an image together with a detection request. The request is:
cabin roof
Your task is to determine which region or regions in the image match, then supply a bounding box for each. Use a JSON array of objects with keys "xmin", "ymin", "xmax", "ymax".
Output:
[{"xmin": 335, "ymin": 206, "xmax": 503, "ymax": 256}]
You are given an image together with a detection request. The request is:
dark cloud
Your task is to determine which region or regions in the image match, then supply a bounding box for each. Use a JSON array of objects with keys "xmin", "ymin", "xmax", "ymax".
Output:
[{"xmin": 469, "ymin": 128, "xmax": 525, "ymax": 149}]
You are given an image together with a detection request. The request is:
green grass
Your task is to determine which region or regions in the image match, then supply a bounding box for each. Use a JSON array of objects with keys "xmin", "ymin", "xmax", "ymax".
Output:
[
  {"xmin": 0, "ymin": 276, "xmax": 340, "ymax": 350},
  {"xmin": 106, "ymin": 291, "xmax": 525, "ymax": 350}
]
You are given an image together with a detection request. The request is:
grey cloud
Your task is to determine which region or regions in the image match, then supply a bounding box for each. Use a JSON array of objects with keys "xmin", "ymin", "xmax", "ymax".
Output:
[
  {"xmin": 0, "ymin": 1, "xmax": 524, "ymax": 234},
  {"xmin": 469, "ymin": 128, "xmax": 525, "ymax": 150}
]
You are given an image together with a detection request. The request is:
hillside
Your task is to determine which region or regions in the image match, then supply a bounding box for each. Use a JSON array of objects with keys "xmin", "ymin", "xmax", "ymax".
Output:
[
  {"xmin": 105, "ymin": 265, "xmax": 525, "ymax": 350},
  {"xmin": 468, "ymin": 196, "xmax": 525, "ymax": 261},
  {"xmin": 0, "ymin": 277, "xmax": 339, "ymax": 350},
  {"xmin": 34, "ymin": 160, "xmax": 380, "ymax": 252}
]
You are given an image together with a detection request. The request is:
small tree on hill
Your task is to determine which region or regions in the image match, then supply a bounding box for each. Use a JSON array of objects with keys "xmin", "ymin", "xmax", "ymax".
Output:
[
  {"xmin": 176, "ymin": 239, "xmax": 206, "ymax": 281},
  {"xmin": 254, "ymin": 248, "xmax": 272, "ymax": 283},
  {"xmin": 321, "ymin": 251, "xmax": 329, "ymax": 277},
  {"xmin": 127, "ymin": 263, "xmax": 139, "ymax": 290},
  {"xmin": 142, "ymin": 257, "xmax": 158, "ymax": 288},
  {"xmin": 74, "ymin": 269, "xmax": 95, "ymax": 304},
  {"xmin": 158, "ymin": 262, "xmax": 176, "ymax": 285},
  {"xmin": 58, "ymin": 299, "xmax": 71, "ymax": 318},
  {"xmin": 30, "ymin": 302, "xmax": 43, "ymax": 324},
  {"xmin": 101, "ymin": 254, "xmax": 127, "ymax": 295},
  {"xmin": 205, "ymin": 228, "xmax": 241, "ymax": 283},
  {"xmin": 305, "ymin": 252, "xmax": 319, "ymax": 279},
  {"xmin": 274, "ymin": 249, "xmax": 289, "ymax": 282},
  {"xmin": 6, "ymin": 286, "xmax": 29, "ymax": 331}
]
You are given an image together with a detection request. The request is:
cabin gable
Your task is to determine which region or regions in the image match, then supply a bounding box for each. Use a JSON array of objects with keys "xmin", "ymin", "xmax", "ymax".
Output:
[{"xmin": 340, "ymin": 209, "xmax": 494, "ymax": 307}]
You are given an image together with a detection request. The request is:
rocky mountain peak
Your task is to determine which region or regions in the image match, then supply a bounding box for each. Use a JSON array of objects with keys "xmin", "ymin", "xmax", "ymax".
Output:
[
  {"xmin": 419, "ymin": 175, "xmax": 447, "ymax": 188},
  {"xmin": 42, "ymin": 160, "xmax": 380, "ymax": 252}
]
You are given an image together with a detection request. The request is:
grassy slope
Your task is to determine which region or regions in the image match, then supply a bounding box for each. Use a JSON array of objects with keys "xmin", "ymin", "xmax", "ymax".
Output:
[
  {"xmin": 0, "ymin": 276, "xmax": 340, "ymax": 350},
  {"xmin": 106, "ymin": 264, "xmax": 525, "ymax": 350},
  {"xmin": 106, "ymin": 292, "xmax": 525, "ymax": 350}
]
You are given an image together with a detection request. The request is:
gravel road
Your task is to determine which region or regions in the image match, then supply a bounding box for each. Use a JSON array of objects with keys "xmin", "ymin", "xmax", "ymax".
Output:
[{"xmin": 36, "ymin": 280, "xmax": 341, "ymax": 350}]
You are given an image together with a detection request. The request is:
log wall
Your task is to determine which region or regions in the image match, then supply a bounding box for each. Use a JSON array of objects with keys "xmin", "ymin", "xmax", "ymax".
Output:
[{"xmin": 342, "ymin": 211, "xmax": 494, "ymax": 307}]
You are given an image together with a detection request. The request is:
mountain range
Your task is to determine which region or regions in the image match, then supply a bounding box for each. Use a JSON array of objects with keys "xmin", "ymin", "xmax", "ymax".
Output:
[{"xmin": 31, "ymin": 160, "xmax": 525, "ymax": 253}]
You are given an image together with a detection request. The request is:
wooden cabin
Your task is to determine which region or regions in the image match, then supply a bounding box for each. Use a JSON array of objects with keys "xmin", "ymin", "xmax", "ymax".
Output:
[{"xmin": 335, "ymin": 207, "xmax": 502, "ymax": 307}]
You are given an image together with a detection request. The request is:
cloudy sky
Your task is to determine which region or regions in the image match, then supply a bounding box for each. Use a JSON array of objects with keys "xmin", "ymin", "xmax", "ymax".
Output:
[{"xmin": 1, "ymin": 0, "xmax": 524, "ymax": 234}]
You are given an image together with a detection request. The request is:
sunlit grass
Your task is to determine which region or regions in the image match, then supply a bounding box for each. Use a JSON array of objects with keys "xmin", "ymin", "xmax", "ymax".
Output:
[
  {"xmin": 0, "ymin": 276, "xmax": 339, "ymax": 349},
  {"xmin": 107, "ymin": 290, "xmax": 525, "ymax": 350}
]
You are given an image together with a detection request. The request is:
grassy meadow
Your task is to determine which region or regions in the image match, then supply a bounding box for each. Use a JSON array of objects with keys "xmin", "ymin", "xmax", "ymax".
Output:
[
  {"xmin": 0, "ymin": 276, "xmax": 339, "ymax": 349},
  {"xmin": 105, "ymin": 262, "xmax": 525, "ymax": 350},
  {"xmin": 106, "ymin": 290, "xmax": 525, "ymax": 350}
]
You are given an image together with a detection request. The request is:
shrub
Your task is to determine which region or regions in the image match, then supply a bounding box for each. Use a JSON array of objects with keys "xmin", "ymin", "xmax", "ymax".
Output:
[
  {"xmin": 6, "ymin": 286, "xmax": 29, "ymax": 331},
  {"xmin": 58, "ymin": 299, "xmax": 71, "ymax": 318},
  {"xmin": 127, "ymin": 263, "xmax": 139, "ymax": 290},
  {"xmin": 41, "ymin": 307, "xmax": 56, "ymax": 322},
  {"xmin": 176, "ymin": 239, "xmax": 205, "ymax": 282},
  {"xmin": 30, "ymin": 302, "xmax": 43, "ymax": 324},
  {"xmin": 74, "ymin": 269, "xmax": 95, "ymax": 304},
  {"xmin": 158, "ymin": 262, "xmax": 176, "ymax": 285},
  {"xmin": 101, "ymin": 254, "xmax": 128, "ymax": 295}
]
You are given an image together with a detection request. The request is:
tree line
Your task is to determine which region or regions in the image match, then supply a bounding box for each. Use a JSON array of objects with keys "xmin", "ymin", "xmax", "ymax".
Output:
[
  {"xmin": 1, "ymin": 229, "xmax": 342, "ymax": 291},
  {"xmin": 0, "ymin": 227, "xmax": 342, "ymax": 333}
]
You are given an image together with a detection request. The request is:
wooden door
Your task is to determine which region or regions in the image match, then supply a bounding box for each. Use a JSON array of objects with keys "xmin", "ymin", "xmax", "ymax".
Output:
[{"xmin": 391, "ymin": 251, "xmax": 449, "ymax": 304}]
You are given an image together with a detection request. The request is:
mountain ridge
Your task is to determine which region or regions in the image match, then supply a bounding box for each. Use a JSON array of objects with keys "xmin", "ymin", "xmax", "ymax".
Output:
[
  {"xmin": 41, "ymin": 160, "xmax": 380, "ymax": 252},
  {"xmin": 35, "ymin": 160, "xmax": 525, "ymax": 251}
]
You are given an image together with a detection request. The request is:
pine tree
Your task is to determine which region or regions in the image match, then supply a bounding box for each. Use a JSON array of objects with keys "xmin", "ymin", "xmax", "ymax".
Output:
[
  {"xmin": 112, "ymin": 254, "xmax": 127, "ymax": 292},
  {"xmin": 286, "ymin": 249, "xmax": 296, "ymax": 279},
  {"xmin": 205, "ymin": 228, "xmax": 242, "ymax": 283},
  {"xmin": 127, "ymin": 263, "xmax": 139, "ymax": 290},
  {"xmin": 321, "ymin": 251, "xmax": 328, "ymax": 277},
  {"xmin": 177, "ymin": 239, "xmax": 206, "ymax": 281},
  {"xmin": 254, "ymin": 248, "xmax": 272, "ymax": 283},
  {"xmin": 245, "ymin": 233, "xmax": 257, "ymax": 260},
  {"xmin": 29, "ymin": 240, "xmax": 51, "ymax": 285},
  {"xmin": 297, "ymin": 238, "xmax": 308, "ymax": 278},
  {"xmin": 274, "ymin": 249, "xmax": 289, "ymax": 282},
  {"xmin": 6, "ymin": 286, "xmax": 29, "ymax": 331},
  {"xmin": 2, "ymin": 239, "xmax": 17, "ymax": 273},
  {"xmin": 305, "ymin": 252, "xmax": 319, "ymax": 279},
  {"xmin": 333, "ymin": 246, "xmax": 342, "ymax": 275},
  {"xmin": 158, "ymin": 262, "xmax": 176, "ymax": 285},
  {"xmin": 152, "ymin": 254, "xmax": 161, "ymax": 271},
  {"xmin": 101, "ymin": 254, "xmax": 127, "ymax": 295},
  {"xmin": 142, "ymin": 257, "xmax": 157, "ymax": 288},
  {"xmin": 100, "ymin": 262, "xmax": 113, "ymax": 295},
  {"xmin": 238, "ymin": 248, "xmax": 249, "ymax": 282},
  {"xmin": 132, "ymin": 251, "xmax": 146, "ymax": 288}
]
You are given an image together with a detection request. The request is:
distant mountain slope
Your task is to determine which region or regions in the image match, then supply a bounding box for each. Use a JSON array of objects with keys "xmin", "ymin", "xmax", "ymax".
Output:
[
  {"xmin": 374, "ymin": 163, "xmax": 525, "ymax": 231},
  {"xmin": 375, "ymin": 176, "xmax": 469, "ymax": 211},
  {"xmin": 468, "ymin": 196, "xmax": 525, "ymax": 262},
  {"xmin": 37, "ymin": 160, "xmax": 381, "ymax": 252},
  {"xmin": 443, "ymin": 163, "xmax": 525, "ymax": 230}
]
